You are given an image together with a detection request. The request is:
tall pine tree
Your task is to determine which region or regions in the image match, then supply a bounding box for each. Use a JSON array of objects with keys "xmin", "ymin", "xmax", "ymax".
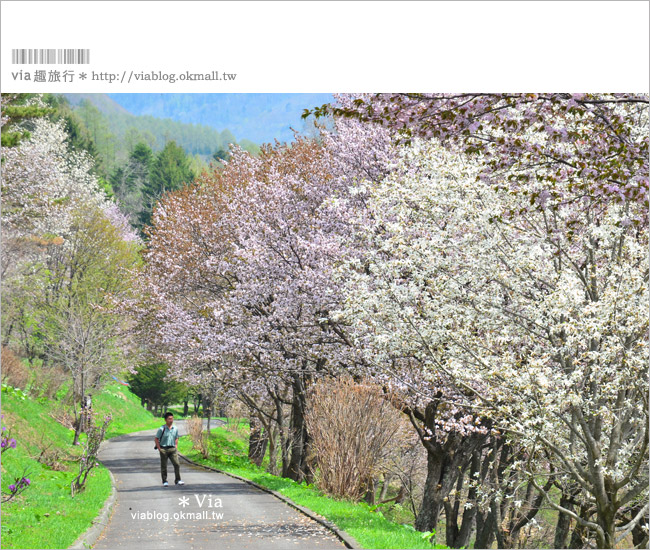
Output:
[{"xmin": 140, "ymin": 140, "xmax": 194, "ymax": 228}]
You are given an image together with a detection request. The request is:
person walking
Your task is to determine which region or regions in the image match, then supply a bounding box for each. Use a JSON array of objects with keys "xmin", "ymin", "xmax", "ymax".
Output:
[{"xmin": 155, "ymin": 412, "xmax": 184, "ymax": 487}]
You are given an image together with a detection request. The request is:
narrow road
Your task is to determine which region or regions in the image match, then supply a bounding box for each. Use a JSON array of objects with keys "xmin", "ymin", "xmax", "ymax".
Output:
[{"xmin": 94, "ymin": 420, "xmax": 344, "ymax": 549}]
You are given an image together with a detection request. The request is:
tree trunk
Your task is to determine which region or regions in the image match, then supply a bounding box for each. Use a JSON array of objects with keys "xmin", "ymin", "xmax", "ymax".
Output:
[
  {"xmin": 475, "ymin": 502, "xmax": 497, "ymax": 549},
  {"xmin": 72, "ymin": 369, "xmax": 85, "ymax": 445},
  {"xmin": 267, "ymin": 424, "xmax": 279, "ymax": 475},
  {"xmin": 415, "ymin": 448, "xmax": 446, "ymax": 532},
  {"xmin": 554, "ymin": 490, "xmax": 577, "ymax": 548},
  {"xmin": 379, "ymin": 473, "xmax": 392, "ymax": 502},
  {"xmin": 413, "ymin": 400, "xmax": 486, "ymax": 534},
  {"xmin": 274, "ymin": 392, "xmax": 291, "ymax": 478},
  {"xmin": 204, "ymin": 393, "xmax": 212, "ymax": 433},
  {"xmin": 363, "ymin": 477, "xmax": 377, "ymax": 505},
  {"xmin": 569, "ymin": 504, "xmax": 592, "ymax": 548},
  {"xmin": 631, "ymin": 504, "xmax": 649, "ymax": 549},
  {"xmin": 445, "ymin": 451, "xmax": 479, "ymax": 549},
  {"xmin": 72, "ymin": 413, "xmax": 81, "ymax": 445},
  {"xmin": 248, "ymin": 414, "xmax": 268, "ymax": 467},
  {"xmin": 595, "ymin": 507, "xmax": 616, "ymax": 550},
  {"xmin": 2, "ymin": 320, "xmax": 14, "ymax": 347},
  {"xmin": 303, "ymin": 430, "xmax": 314, "ymax": 485},
  {"xmin": 183, "ymin": 399, "xmax": 189, "ymax": 417},
  {"xmin": 286, "ymin": 372, "xmax": 310, "ymax": 482}
]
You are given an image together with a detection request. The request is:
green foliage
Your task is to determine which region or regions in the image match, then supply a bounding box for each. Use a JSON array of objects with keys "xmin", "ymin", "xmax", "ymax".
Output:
[
  {"xmin": 130, "ymin": 141, "xmax": 154, "ymax": 169},
  {"xmin": 188, "ymin": 153, "xmax": 210, "ymax": 177},
  {"xmin": 73, "ymin": 99, "xmax": 119, "ymax": 176},
  {"xmin": 108, "ymin": 141, "xmax": 153, "ymax": 226},
  {"xmin": 38, "ymin": 206, "xmax": 141, "ymax": 406},
  {"xmin": 93, "ymin": 384, "xmax": 162, "ymax": 438},
  {"xmin": 1, "ymin": 94, "xmax": 54, "ymax": 148},
  {"xmin": 213, "ymin": 147, "xmax": 230, "ymax": 162},
  {"xmin": 147, "ymin": 140, "xmax": 194, "ymax": 196},
  {"xmin": 127, "ymin": 363, "xmax": 188, "ymax": 414},
  {"xmin": 62, "ymin": 93, "xmax": 251, "ymax": 159},
  {"xmin": 139, "ymin": 141, "xmax": 194, "ymax": 227},
  {"xmin": 47, "ymin": 94, "xmax": 263, "ymax": 235},
  {"xmin": 1, "ymin": 384, "xmax": 28, "ymax": 401}
]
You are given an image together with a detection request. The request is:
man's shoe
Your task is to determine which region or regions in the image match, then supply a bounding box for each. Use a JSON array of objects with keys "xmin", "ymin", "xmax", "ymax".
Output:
[
  {"xmin": 163, "ymin": 481, "xmax": 169, "ymax": 487},
  {"xmin": 176, "ymin": 480, "xmax": 185, "ymax": 486}
]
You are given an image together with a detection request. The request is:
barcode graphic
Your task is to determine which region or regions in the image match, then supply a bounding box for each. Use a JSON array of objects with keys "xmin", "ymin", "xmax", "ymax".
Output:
[{"xmin": 11, "ymin": 49, "xmax": 90, "ymax": 64}]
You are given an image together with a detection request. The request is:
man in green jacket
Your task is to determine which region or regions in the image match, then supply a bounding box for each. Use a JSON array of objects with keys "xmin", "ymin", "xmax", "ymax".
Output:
[{"xmin": 155, "ymin": 412, "xmax": 184, "ymax": 487}]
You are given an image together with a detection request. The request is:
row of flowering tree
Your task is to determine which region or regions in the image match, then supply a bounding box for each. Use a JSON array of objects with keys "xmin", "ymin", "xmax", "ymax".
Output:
[{"xmin": 135, "ymin": 93, "xmax": 648, "ymax": 549}]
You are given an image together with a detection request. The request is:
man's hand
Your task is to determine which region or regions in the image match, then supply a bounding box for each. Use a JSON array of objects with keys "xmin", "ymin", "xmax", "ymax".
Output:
[{"xmin": 155, "ymin": 437, "xmax": 162, "ymax": 451}]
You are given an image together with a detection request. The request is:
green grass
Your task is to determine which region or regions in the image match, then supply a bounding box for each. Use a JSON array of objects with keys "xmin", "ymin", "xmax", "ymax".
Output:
[
  {"xmin": 178, "ymin": 424, "xmax": 446, "ymax": 549},
  {"xmin": 162, "ymin": 404, "xmax": 201, "ymax": 419},
  {"xmin": 0, "ymin": 382, "xmax": 160, "ymax": 549},
  {"xmin": 92, "ymin": 384, "xmax": 162, "ymax": 437},
  {"xmin": 1, "ymin": 441, "xmax": 112, "ymax": 549}
]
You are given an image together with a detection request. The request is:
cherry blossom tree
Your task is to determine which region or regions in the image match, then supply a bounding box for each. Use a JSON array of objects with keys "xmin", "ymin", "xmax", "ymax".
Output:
[
  {"xmin": 337, "ymin": 137, "xmax": 648, "ymax": 548},
  {"xmin": 137, "ymin": 137, "xmax": 360, "ymax": 481},
  {"xmin": 133, "ymin": 91, "xmax": 648, "ymax": 547}
]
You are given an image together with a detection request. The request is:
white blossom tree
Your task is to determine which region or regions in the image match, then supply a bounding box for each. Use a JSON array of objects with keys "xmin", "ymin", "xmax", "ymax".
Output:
[{"xmin": 338, "ymin": 138, "xmax": 648, "ymax": 548}]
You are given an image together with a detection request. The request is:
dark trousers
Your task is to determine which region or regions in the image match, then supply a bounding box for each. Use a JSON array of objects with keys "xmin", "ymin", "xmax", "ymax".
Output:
[{"xmin": 159, "ymin": 447, "xmax": 181, "ymax": 483}]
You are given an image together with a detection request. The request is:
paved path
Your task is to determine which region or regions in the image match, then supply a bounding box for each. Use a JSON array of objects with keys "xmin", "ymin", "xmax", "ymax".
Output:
[{"xmin": 94, "ymin": 420, "xmax": 343, "ymax": 549}]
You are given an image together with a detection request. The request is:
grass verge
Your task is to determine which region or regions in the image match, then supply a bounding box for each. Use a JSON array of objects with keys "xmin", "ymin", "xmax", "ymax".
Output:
[{"xmin": 1, "ymin": 382, "xmax": 160, "ymax": 549}]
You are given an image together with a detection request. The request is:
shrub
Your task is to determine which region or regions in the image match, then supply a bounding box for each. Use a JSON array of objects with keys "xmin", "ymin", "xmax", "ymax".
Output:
[
  {"xmin": 30, "ymin": 434, "xmax": 69, "ymax": 471},
  {"xmin": 186, "ymin": 415, "xmax": 208, "ymax": 459},
  {"xmin": 225, "ymin": 400, "xmax": 247, "ymax": 433},
  {"xmin": 71, "ymin": 412, "xmax": 111, "ymax": 496},
  {"xmin": 0, "ymin": 347, "xmax": 29, "ymax": 389},
  {"xmin": 305, "ymin": 377, "xmax": 403, "ymax": 501}
]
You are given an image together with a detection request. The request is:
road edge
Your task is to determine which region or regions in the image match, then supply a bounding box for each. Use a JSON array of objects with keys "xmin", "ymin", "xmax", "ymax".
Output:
[
  {"xmin": 68, "ymin": 466, "xmax": 117, "ymax": 550},
  {"xmin": 178, "ymin": 452, "xmax": 360, "ymax": 549}
]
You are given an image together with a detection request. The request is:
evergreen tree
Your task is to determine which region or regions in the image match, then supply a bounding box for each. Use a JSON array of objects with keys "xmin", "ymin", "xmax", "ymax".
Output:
[
  {"xmin": 140, "ymin": 141, "xmax": 194, "ymax": 227},
  {"xmin": 1, "ymin": 94, "xmax": 54, "ymax": 147},
  {"xmin": 127, "ymin": 363, "xmax": 186, "ymax": 413},
  {"xmin": 212, "ymin": 147, "xmax": 230, "ymax": 162},
  {"xmin": 128, "ymin": 142, "xmax": 154, "ymax": 190},
  {"xmin": 110, "ymin": 141, "xmax": 153, "ymax": 227}
]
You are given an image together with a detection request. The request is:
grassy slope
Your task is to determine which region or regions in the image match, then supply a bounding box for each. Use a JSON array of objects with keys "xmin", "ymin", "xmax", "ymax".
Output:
[
  {"xmin": 0, "ymin": 383, "xmax": 161, "ymax": 549},
  {"xmin": 178, "ymin": 424, "xmax": 446, "ymax": 550}
]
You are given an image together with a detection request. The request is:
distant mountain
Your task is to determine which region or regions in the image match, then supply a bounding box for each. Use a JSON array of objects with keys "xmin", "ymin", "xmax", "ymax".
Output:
[
  {"xmin": 62, "ymin": 93, "xmax": 254, "ymax": 159},
  {"xmin": 106, "ymin": 93, "xmax": 334, "ymax": 145},
  {"xmin": 63, "ymin": 93, "xmax": 131, "ymax": 117}
]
